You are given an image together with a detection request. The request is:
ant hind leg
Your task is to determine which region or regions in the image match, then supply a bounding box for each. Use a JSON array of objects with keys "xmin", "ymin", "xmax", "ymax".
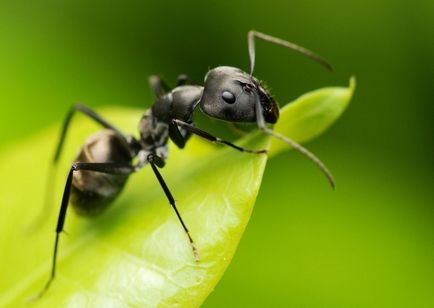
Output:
[
  {"xmin": 35, "ymin": 162, "xmax": 135, "ymax": 299},
  {"xmin": 27, "ymin": 105, "xmax": 127, "ymax": 232}
]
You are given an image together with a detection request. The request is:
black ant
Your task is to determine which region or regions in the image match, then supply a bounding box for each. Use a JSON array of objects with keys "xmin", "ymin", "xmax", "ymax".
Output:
[{"xmin": 37, "ymin": 30, "xmax": 334, "ymax": 297}]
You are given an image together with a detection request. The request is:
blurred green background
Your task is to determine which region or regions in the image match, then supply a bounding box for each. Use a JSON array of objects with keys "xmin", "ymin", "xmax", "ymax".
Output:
[{"xmin": 0, "ymin": 0, "xmax": 433, "ymax": 307}]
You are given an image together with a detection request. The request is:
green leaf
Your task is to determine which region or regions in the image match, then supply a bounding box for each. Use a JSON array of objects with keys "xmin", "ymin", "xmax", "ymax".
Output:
[
  {"xmin": 0, "ymin": 78, "xmax": 354, "ymax": 307},
  {"xmin": 270, "ymin": 76, "xmax": 355, "ymax": 156}
]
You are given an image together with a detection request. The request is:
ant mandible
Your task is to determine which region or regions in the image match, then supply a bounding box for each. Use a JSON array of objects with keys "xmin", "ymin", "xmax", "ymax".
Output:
[{"xmin": 38, "ymin": 30, "xmax": 334, "ymax": 297}]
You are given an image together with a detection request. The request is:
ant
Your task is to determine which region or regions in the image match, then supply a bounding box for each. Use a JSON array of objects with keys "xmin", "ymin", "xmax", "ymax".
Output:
[{"xmin": 37, "ymin": 30, "xmax": 334, "ymax": 297}]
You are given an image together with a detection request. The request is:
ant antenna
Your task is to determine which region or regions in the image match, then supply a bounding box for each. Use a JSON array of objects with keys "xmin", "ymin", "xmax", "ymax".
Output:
[
  {"xmin": 254, "ymin": 96, "xmax": 336, "ymax": 189},
  {"xmin": 248, "ymin": 30, "xmax": 333, "ymax": 75}
]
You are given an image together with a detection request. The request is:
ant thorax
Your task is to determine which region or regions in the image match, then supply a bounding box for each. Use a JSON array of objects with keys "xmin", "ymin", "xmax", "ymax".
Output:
[{"xmin": 137, "ymin": 110, "xmax": 169, "ymax": 158}]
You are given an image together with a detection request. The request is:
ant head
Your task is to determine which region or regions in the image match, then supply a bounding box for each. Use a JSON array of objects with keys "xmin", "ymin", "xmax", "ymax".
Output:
[{"xmin": 199, "ymin": 66, "xmax": 279, "ymax": 124}]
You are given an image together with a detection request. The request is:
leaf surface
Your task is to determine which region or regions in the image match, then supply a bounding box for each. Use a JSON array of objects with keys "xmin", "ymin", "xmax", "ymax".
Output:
[{"xmin": 0, "ymin": 78, "xmax": 354, "ymax": 307}]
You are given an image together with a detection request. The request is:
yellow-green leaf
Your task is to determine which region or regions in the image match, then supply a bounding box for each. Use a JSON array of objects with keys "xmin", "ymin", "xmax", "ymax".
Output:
[
  {"xmin": 0, "ymin": 78, "xmax": 354, "ymax": 307},
  {"xmin": 270, "ymin": 76, "xmax": 355, "ymax": 156}
]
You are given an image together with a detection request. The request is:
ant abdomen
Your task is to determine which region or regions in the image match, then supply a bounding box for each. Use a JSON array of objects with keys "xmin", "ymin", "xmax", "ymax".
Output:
[{"xmin": 70, "ymin": 130, "xmax": 131, "ymax": 216}]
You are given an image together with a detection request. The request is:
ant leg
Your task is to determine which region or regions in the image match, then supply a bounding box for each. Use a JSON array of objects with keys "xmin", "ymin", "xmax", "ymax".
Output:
[
  {"xmin": 149, "ymin": 75, "xmax": 171, "ymax": 98},
  {"xmin": 37, "ymin": 162, "xmax": 135, "ymax": 298},
  {"xmin": 149, "ymin": 74, "xmax": 193, "ymax": 97},
  {"xmin": 172, "ymin": 119, "xmax": 267, "ymax": 154},
  {"xmin": 54, "ymin": 104, "xmax": 127, "ymax": 163},
  {"xmin": 29, "ymin": 105, "xmax": 127, "ymax": 232},
  {"xmin": 147, "ymin": 154, "xmax": 200, "ymax": 262},
  {"xmin": 168, "ymin": 121, "xmax": 191, "ymax": 149},
  {"xmin": 176, "ymin": 74, "xmax": 193, "ymax": 86},
  {"xmin": 247, "ymin": 30, "xmax": 333, "ymax": 75}
]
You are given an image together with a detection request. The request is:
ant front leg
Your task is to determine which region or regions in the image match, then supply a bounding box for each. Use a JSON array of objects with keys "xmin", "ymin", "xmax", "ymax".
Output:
[
  {"xmin": 37, "ymin": 162, "xmax": 135, "ymax": 299},
  {"xmin": 168, "ymin": 120, "xmax": 191, "ymax": 149},
  {"xmin": 172, "ymin": 119, "xmax": 267, "ymax": 154},
  {"xmin": 147, "ymin": 153, "xmax": 200, "ymax": 261}
]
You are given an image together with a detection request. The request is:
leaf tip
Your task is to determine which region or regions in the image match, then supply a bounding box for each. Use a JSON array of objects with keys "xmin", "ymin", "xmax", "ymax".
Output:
[{"xmin": 349, "ymin": 76, "xmax": 356, "ymax": 94}]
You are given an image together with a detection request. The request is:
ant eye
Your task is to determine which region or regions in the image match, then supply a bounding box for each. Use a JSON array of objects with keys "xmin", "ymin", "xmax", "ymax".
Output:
[{"xmin": 221, "ymin": 91, "xmax": 236, "ymax": 104}]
